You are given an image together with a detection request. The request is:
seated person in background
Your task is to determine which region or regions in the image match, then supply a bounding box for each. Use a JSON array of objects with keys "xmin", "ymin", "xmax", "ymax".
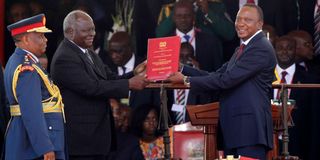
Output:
[
  {"xmin": 119, "ymin": 105, "xmax": 132, "ymax": 133},
  {"xmin": 179, "ymin": 42, "xmax": 199, "ymax": 69},
  {"xmin": 108, "ymin": 100, "xmax": 144, "ymax": 160},
  {"xmin": 103, "ymin": 31, "xmax": 160, "ymax": 108},
  {"xmin": 169, "ymin": 42, "xmax": 217, "ymax": 125},
  {"xmin": 157, "ymin": 0, "xmax": 235, "ymax": 41},
  {"xmin": 273, "ymin": 35, "xmax": 318, "ymax": 159},
  {"xmin": 288, "ymin": 30, "xmax": 320, "ymax": 76},
  {"xmin": 110, "ymin": 99, "xmax": 123, "ymax": 129},
  {"xmin": 262, "ymin": 24, "xmax": 278, "ymax": 46},
  {"xmin": 38, "ymin": 54, "xmax": 48, "ymax": 70},
  {"xmin": 158, "ymin": 0, "xmax": 225, "ymax": 72},
  {"xmin": 130, "ymin": 104, "xmax": 172, "ymax": 160}
]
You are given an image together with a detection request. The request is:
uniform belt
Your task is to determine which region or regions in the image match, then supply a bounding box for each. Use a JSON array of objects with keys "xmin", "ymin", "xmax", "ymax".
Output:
[{"xmin": 10, "ymin": 101, "xmax": 62, "ymax": 116}]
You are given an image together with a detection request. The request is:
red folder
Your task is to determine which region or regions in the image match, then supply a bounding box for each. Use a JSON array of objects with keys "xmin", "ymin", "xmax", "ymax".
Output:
[{"xmin": 146, "ymin": 36, "xmax": 180, "ymax": 81}]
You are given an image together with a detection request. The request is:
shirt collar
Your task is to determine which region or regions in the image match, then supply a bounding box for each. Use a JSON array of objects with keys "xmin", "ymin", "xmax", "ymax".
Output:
[
  {"xmin": 68, "ymin": 39, "xmax": 87, "ymax": 53},
  {"xmin": 241, "ymin": 30, "xmax": 263, "ymax": 45},
  {"xmin": 22, "ymin": 49, "xmax": 39, "ymax": 63},
  {"xmin": 118, "ymin": 54, "xmax": 135, "ymax": 72},
  {"xmin": 124, "ymin": 54, "xmax": 135, "ymax": 71},
  {"xmin": 276, "ymin": 63, "xmax": 296, "ymax": 77},
  {"xmin": 176, "ymin": 28, "xmax": 195, "ymax": 41}
]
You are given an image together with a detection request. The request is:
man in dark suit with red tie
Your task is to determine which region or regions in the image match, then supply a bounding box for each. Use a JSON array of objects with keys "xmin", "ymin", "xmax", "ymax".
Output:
[
  {"xmin": 274, "ymin": 35, "xmax": 319, "ymax": 160},
  {"xmin": 168, "ymin": 4, "xmax": 276, "ymax": 159},
  {"xmin": 50, "ymin": 10, "xmax": 147, "ymax": 159}
]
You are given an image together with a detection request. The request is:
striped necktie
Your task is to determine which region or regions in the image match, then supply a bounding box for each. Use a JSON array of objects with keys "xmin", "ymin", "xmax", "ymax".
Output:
[
  {"xmin": 314, "ymin": 3, "xmax": 320, "ymax": 56},
  {"xmin": 175, "ymin": 89, "xmax": 186, "ymax": 124}
]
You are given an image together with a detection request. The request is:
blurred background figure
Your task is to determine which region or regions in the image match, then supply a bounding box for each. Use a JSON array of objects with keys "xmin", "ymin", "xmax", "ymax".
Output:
[
  {"xmin": 288, "ymin": 30, "xmax": 320, "ymax": 76},
  {"xmin": 159, "ymin": 0, "xmax": 224, "ymax": 72},
  {"xmin": 102, "ymin": 31, "xmax": 160, "ymax": 109},
  {"xmin": 130, "ymin": 104, "xmax": 171, "ymax": 159},
  {"xmin": 273, "ymin": 35, "xmax": 318, "ymax": 159},
  {"xmin": 0, "ymin": 63, "xmax": 9, "ymax": 159},
  {"xmin": 157, "ymin": 0, "xmax": 235, "ymax": 41},
  {"xmin": 108, "ymin": 101, "xmax": 144, "ymax": 160},
  {"xmin": 38, "ymin": 54, "xmax": 48, "ymax": 71},
  {"xmin": 119, "ymin": 105, "xmax": 132, "ymax": 133},
  {"xmin": 179, "ymin": 42, "xmax": 199, "ymax": 69},
  {"xmin": 5, "ymin": 1, "xmax": 31, "ymax": 63},
  {"xmin": 263, "ymin": 24, "xmax": 278, "ymax": 46}
]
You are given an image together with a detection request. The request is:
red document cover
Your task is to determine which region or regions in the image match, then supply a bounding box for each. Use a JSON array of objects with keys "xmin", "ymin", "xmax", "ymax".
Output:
[{"xmin": 146, "ymin": 36, "xmax": 181, "ymax": 81}]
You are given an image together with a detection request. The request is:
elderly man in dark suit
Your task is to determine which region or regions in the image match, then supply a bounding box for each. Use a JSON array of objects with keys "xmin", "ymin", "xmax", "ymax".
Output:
[
  {"xmin": 168, "ymin": 4, "xmax": 276, "ymax": 159},
  {"xmin": 50, "ymin": 10, "xmax": 147, "ymax": 160}
]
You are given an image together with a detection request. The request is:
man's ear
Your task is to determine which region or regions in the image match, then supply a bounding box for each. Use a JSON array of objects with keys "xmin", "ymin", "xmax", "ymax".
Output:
[
  {"xmin": 258, "ymin": 21, "xmax": 264, "ymax": 30},
  {"xmin": 65, "ymin": 28, "xmax": 74, "ymax": 38},
  {"xmin": 21, "ymin": 34, "xmax": 29, "ymax": 45}
]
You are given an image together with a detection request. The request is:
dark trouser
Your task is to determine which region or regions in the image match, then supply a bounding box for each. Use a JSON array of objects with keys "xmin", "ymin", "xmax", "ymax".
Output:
[
  {"xmin": 224, "ymin": 145, "xmax": 267, "ymax": 160},
  {"xmin": 69, "ymin": 155, "xmax": 108, "ymax": 160}
]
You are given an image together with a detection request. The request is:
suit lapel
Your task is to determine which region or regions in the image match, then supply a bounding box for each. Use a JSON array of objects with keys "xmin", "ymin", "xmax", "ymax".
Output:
[
  {"xmin": 227, "ymin": 32, "xmax": 265, "ymax": 69},
  {"xmin": 64, "ymin": 39, "xmax": 107, "ymax": 79},
  {"xmin": 89, "ymin": 51, "xmax": 108, "ymax": 79},
  {"xmin": 238, "ymin": 32, "xmax": 265, "ymax": 59}
]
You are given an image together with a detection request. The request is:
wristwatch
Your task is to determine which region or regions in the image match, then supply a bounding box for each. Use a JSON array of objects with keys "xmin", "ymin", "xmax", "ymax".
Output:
[{"xmin": 183, "ymin": 76, "xmax": 190, "ymax": 86}]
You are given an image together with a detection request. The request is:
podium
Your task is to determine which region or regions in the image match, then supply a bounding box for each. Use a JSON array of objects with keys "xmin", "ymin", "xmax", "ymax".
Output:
[{"xmin": 187, "ymin": 102, "xmax": 220, "ymax": 160}]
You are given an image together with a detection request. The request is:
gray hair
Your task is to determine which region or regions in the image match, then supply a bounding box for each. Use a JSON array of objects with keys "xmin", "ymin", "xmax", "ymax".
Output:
[{"xmin": 63, "ymin": 10, "xmax": 92, "ymax": 37}]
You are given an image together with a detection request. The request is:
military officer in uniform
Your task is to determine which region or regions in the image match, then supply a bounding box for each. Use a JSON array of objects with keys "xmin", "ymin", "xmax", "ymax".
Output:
[{"xmin": 4, "ymin": 14, "xmax": 66, "ymax": 160}]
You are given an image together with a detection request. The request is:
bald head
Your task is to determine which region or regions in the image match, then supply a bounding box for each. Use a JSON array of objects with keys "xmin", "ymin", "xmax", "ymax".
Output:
[{"xmin": 63, "ymin": 10, "xmax": 95, "ymax": 48}]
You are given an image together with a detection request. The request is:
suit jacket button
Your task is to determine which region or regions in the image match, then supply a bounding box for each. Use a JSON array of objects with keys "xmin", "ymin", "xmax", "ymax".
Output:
[{"xmin": 49, "ymin": 126, "xmax": 53, "ymax": 130}]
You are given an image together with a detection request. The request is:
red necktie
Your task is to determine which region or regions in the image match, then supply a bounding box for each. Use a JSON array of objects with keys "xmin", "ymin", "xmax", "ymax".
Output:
[
  {"xmin": 247, "ymin": 0, "xmax": 255, "ymax": 4},
  {"xmin": 236, "ymin": 44, "xmax": 245, "ymax": 59},
  {"xmin": 276, "ymin": 71, "xmax": 288, "ymax": 99}
]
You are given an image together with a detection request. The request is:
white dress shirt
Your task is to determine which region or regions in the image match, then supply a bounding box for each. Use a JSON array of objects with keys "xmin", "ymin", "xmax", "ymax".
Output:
[
  {"xmin": 273, "ymin": 64, "xmax": 296, "ymax": 99},
  {"xmin": 117, "ymin": 54, "xmax": 135, "ymax": 75}
]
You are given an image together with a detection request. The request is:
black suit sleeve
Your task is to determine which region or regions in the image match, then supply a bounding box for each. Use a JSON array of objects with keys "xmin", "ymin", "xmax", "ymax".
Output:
[
  {"xmin": 189, "ymin": 43, "xmax": 274, "ymax": 92},
  {"xmin": 52, "ymin": 51, "xmax": 129, "ymax": 99}
]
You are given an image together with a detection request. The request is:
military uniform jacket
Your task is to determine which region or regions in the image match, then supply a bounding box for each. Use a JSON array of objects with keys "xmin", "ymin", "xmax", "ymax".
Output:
[{"xmin": 4, "ymin": 48, "xmax": 65, "ymax": 159}]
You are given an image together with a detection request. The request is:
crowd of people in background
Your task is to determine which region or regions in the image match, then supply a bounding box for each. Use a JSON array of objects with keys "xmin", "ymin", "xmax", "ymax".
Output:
[{"xmin": 1, "ymin": 0, "xmax": 320, "ymax": 159}]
